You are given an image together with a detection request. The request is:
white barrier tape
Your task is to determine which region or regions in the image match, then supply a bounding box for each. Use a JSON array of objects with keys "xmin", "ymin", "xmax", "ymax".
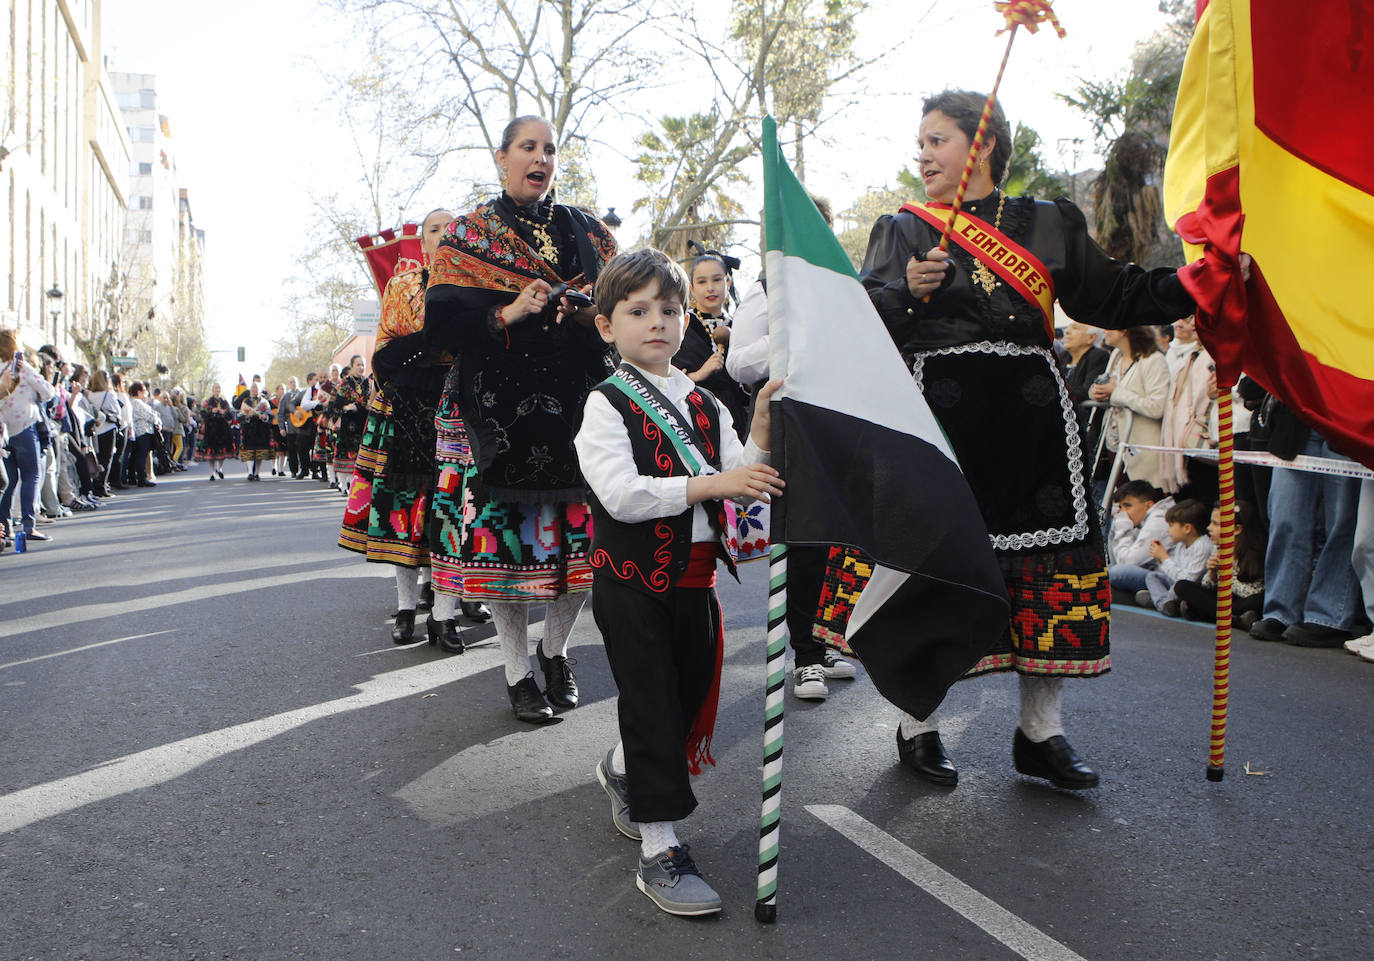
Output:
[{"xmin": 1125, "ymin": 444, "xmax": 1374, "ymax": 480}]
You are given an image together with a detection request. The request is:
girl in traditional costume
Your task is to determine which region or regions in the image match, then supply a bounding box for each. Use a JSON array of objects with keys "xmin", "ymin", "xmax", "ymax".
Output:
[
  {"xmin": 338, "ymin": 208, "xmax": 454, "ymax": 647},
  {"xmin": 673, "ymin": 252, "xmax": 749, "ymax": 441},
  {"xmin": 860, "ymin": 90, "xmax": 1198, "ymax": 789},
  {"xmin": 425, "ymin": 115, "xmax": 617, "ymax": 724}
]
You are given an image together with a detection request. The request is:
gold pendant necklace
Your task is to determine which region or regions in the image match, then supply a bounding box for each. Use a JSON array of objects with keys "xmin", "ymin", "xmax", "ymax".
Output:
[
  {"xmin": 514, "ymin": 208, "xmax": 558, "ymax": 264},
  {"xmin": 971, "ymin": 190, "xmax": 1009, "ymax": 296}
]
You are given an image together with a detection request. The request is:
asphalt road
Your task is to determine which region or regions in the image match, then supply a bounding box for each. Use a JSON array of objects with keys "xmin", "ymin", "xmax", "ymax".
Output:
[{"xmin": 2, "ymin": 466, "xmax": 1370, "ymax": 961}]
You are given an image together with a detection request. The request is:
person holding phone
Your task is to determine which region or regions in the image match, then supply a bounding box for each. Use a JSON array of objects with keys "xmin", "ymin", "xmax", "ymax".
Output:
[
  {"xmin": 0, "ymin": 330, "xmax": 57, "ymax": 544},
  {"xmin": 424, "ymin": 115, "xmax": 618, "ymax": 723}
]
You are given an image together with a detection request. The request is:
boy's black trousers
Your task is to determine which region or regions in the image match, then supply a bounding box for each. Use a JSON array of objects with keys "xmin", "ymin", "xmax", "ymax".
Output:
[{"xmin": 592, "ymin": 574, "xmax": 720, "ymax": 825}]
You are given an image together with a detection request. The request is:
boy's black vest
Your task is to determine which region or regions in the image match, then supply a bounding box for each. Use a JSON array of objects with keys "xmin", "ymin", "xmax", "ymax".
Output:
[{"xmin": 586, "ymin": 379, "xmax": 738, "ymax": 596}]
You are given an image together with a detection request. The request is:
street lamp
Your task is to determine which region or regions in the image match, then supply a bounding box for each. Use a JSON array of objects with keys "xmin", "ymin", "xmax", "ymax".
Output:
[
  {"xmin": 45, "ymin": 284, "xmax": 63, "ymax": 342},
  {"xmin": 602, "ymin": 207, "xmax": 622, "ymax": 230}
]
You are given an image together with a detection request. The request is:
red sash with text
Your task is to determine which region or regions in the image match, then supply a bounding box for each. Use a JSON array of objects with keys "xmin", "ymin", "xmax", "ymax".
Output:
[{"xmin": 901, "ymin": 202, "xmax": 1057, "ymax": 341}]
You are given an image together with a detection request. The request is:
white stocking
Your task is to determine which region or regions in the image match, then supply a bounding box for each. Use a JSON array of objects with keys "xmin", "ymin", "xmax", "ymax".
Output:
[
  {"xmin": 418, "ymin": 566, "xmax": 431, "ymax": 587},
  {"xmin": 432, "ymin": 592, "xmax": 458, "ymax": 621},
  {"xmin": 540, "ymin": 591, "xmax": 587, "ymax": 658},
  {"xmin": 899, "ymin": 709, "xmax": 941, "ymax": 740},
  {"xmin": 491, "ymin": 602, "xmax": 532, "ymax": 686},
  {"xmin": 611, "ymin": 740, "xmax": 627, "ymax": 777},
  {"xmin": 394, "ymin": 566, "xmax": 420, "ymax": 611},
  {"xmin": 640, "ymin": 821, "xmax": 680, "ymax": 860},
  {"xmin": 1018, "ymin": 675, "xmax": 1066, "ymax": 742}
]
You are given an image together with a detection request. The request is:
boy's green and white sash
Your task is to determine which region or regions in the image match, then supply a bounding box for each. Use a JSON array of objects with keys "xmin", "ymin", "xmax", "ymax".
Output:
[{"xmin": 601, "ymin": 364, "xmax": 717, "ymax": 478}]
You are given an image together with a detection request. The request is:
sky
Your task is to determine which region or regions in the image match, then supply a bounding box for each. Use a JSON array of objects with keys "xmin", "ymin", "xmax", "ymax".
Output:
[{"xmin": 102, "ymin": 0, "xmax": 1175, "ymax": 384}]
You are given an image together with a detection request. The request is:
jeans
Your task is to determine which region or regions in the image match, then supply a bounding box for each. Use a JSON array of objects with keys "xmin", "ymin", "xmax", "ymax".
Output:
[
  {"xmin": 1352, "ymin": 479, "xmax": 1374, "ymax": 627},
  {"xmin": 0, "ymin": 424, "xmax": 43, "ymax": 533},
  {"xmin": 1108, "ymin": 563, "xmax": 1153, "ymax": 594},
  {"xmin": 1262, "ymin": 433, "xmax": 1361, "ymax": 631}
]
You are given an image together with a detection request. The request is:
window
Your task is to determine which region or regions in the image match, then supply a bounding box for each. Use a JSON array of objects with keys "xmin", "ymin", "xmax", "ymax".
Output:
[
  {"xmin": 139, "ymin": 162, "xmax": 152, "ymax": 175},
  {"xmin": 140, "ymin": 89, "xmax": 156, "ymax": 109},
  {"xmin": 138, "ymin": 229, "xmax": 153, "ymax": 243},
  {"xmin": 137, "ymin": 196, "xmax": 153, "ymax": 210}
]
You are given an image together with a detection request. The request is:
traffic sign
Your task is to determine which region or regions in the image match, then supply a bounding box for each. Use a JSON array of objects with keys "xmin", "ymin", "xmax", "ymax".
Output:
[{"xmin": 112, "ymin": 356, "xmax": 138, "ymax": 368}]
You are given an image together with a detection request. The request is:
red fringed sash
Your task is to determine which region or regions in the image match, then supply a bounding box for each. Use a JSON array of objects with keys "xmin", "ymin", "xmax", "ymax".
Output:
[{"xmin": 681, "ymin": 542, "xmax": 723, "ymax": 775}]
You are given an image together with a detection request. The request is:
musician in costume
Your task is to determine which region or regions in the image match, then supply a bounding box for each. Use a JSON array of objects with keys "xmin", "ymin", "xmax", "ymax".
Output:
[
  {"xmin": 338, "ymin": 208, "xmax": 453, "ymax": 647},
  {"xmin": 235, "ymin": 381, "xmax": 275, "ymax": 481},
  {"xmin": 329, "ymin": 355, "xmax": 370, "ymax": 495},
  {"xmin": 197, "ymin": 383, "xmax": 235, "ymax": 481},
  {"xmin": 860, "ymin": 90, "xmax": 1197, "ymax": 789},
  {"xmin": 308, "ymin": 368, "xmax": 337, "ymax": 483},
  {"xmin": 425, "ymin": 115, "xmax": 617, "ymax": 724}
]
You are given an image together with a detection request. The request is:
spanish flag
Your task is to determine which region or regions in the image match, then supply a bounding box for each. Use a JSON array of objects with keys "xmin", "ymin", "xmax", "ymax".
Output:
[{"xmin": 1163, "ymin": 0, "xmax": 1374, "ymax": 468}]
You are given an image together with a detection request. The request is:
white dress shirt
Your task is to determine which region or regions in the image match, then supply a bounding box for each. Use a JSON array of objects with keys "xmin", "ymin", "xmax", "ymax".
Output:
[
  {"xmin": 724, "ymin": 278, "xmax": 770, "ymax": 385},
  {"xmin": 575, "ymin": 363, "xmax": 768, "ymax": 543}
]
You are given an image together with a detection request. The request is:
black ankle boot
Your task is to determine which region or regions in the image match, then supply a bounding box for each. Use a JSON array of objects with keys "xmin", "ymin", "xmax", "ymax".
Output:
[
  {"xmin": 1012, "ymin": 728, "xmax": 1099, "ymax": 789},
  {"xmin": 391, "ymin": 609, "xmax": 416, "ymax": 644},
  {"xmin": 508, "ymin": 675, "xmax": 555, "ymax": 724},
  {"xmin": 426, "ymin": 615, "xmax": 465, "ymax": 653},
  {"xmin": 418, "ymin": 583, "xmax": 434, "ymax": 611}
]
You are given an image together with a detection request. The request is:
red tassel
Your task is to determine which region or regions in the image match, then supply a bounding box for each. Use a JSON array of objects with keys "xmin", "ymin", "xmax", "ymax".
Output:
[{"xmin": 682, "ymin": 543, "xmax": 722, "ymax": 775}]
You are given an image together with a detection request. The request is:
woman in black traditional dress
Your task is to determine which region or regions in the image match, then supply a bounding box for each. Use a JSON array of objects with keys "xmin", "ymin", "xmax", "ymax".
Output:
[
  {"xmin": 425, "ymin": 115, "xmax": 617, "ymax": 724},
  {"xmin": 861, "ymin": 90, "xmax": 1205, "ymax": 790},
  {"xmin": 198, "ymin": 382, "xmax": 235, "ymax": 480},
  {"xmin": 329, "ymin": 355, "xmax": 370, "ymax": 496},
  {"xmin": 236, "ymin": 382, "xmax": 274, "ymax": 481}
]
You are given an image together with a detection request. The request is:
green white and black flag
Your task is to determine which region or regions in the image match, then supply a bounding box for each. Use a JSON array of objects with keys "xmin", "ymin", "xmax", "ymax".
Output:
[{"xmin": 762, "ymin": 116, "xmax": 1009, "ymax": 720}]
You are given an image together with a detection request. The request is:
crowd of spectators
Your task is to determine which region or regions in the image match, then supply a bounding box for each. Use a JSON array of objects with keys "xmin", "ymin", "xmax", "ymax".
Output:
[
  {"xmin": 1060, "ymin": 320, "xmax": 1374, "ymax": 660},
  {"xmin": 0, "ymin": 331, "xmax": 198, "ymax": 552}
]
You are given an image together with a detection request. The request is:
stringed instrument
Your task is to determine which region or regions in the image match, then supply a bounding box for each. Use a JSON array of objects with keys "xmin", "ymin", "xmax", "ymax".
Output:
[{"xmin": 289, "ymin": 407, "xmax": 314, "ymax": 428}]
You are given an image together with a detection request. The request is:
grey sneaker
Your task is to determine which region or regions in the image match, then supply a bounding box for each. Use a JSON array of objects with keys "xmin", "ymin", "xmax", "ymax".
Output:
[
  {"xmin": 793, "ymin": 663, "xmax": 828, "ymax": 700},
  {"xmin": 636, "ymin": 844, "xmax": 722, "ymax": 916},
  {"xmin": 595, "ymin": 749, "xmax": 640, "ymax": 840},
  {"xmin": 820, "ymin": 649, "xmax": 857, "ymax": 679}
]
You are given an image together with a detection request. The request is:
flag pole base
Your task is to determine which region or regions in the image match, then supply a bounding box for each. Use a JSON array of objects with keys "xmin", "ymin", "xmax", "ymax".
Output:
[
  {"xmin": 755, "ymin": 900, "xmax": 777, "ymax": 924},
  {"xmin": 1206, "ymin": 765, "xmax": 1224, "ymax": 782}
]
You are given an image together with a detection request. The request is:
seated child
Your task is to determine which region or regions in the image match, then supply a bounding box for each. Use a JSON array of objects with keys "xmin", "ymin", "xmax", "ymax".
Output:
[
  {"xmin": 1132, "ymin": 498, "xmax": 1213, "ymax": 613},
  {"xmin": 573, "ymin": 248, "xmax": 783, "ymax": 918},
  {"xmin": 1172, "ymin": 501, "xmax": 1266, "ymax": 626},
  {"xmin": 1106, "ymin": 481, "xmax": 1174, "ymax": 600}
]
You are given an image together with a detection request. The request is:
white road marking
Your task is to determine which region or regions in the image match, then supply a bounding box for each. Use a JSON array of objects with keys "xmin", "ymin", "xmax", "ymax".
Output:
[
  {"xmin": 0, "ymin": 562, "xmax": 382, "ymax": 639},
  {"xmin": 0, "ymin": 631, "xmax": 176, "ymax": 671},
  {"xmin": 0, "ymin": 653, "xmax": 493, "ymax": 835},
  {"xmin": 807, "ymin": 804, "xmax": 1090, "ymax": 961}
]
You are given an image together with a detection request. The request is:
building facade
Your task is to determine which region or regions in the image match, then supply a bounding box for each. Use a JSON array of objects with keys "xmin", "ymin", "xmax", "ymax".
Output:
[{"xmin": 1, "ymin": 0, "xmax": 130, "ymax": 362}]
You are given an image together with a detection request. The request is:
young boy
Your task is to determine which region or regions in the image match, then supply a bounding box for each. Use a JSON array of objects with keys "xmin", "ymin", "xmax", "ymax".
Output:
[
  {"xmin": 1134, "ymin": 498, "xmax": 1213, "ymax": 614},
  {"xmin": 1106, "ymin": 481, "xmax": 1173, "ymax": 604},
  {"xmin": 574, "ymin": 248, "xmax": 783, "ymax": 917}
]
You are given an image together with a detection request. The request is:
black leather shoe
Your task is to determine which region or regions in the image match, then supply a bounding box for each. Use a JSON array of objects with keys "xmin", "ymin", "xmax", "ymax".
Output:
[
  {"xmin": 1282, "ymin": 621, "xmax": 1355, "ymax": 648},
  {"xmin": 426, "ymin": 615, "xmax": 465, "ymax": 653},
  {"xmin": 896, "ymin": 729, "xmax": 958, "ymax": 786},
  {"xmin": 508, "ymin": 675, "xmax": 555, "ymax": 724},
  {"xmin": 418, "ymin": 583, "xmax": 434, "ymax": 611},
  {"xmin": 537, "ymin": 648, "xmax": 579, "ymax": 710},
  {"xmin": 1249, "ymin": 617, "xmax": 1288, "ymax": 642},
  {"xmin": 460, "ymin": 600, "xmax": 493, "ymax": 624},
  {"xmin": 1012, "ymin": 728, "xmax": 1099, "ymax": 789},
  {"xmin": 391, "ymin": 609, "xmax": 416, "ymax": 644}
]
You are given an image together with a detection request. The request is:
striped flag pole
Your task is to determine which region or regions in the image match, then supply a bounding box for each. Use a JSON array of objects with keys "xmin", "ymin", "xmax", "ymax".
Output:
[
  {"xmin": 755, "ymin": 542, "xmax": 788, "ymax": 923},
  {"xmin": 1207, "ymin": 390, "xmax": 1237, "ymax": 781}
]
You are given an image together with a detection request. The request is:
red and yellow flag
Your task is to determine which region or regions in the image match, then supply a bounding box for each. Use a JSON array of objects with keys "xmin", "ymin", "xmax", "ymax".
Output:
[{"xmin": 1164, "ymin": 0, "xmax": 1374, "ymax": 468}]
